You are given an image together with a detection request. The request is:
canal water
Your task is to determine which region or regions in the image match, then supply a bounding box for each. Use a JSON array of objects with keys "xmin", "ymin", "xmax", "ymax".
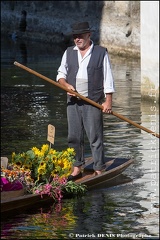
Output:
[{"xmin": 1, "ymin": 36, "xmax": 159, "ymax": 239}]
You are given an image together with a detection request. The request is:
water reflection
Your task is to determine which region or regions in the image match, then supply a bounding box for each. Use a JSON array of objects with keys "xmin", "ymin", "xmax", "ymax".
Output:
[
  {"xmin": 1, "ymin": 202, "xmax": 77, "ymax": 239},
  {"xmin": 1, "ymin": 187, "xmax": 155, "ymax": 239},
  {"xmin": 1, "ymin": 36, "xmax": 159, "ymax": 238}
]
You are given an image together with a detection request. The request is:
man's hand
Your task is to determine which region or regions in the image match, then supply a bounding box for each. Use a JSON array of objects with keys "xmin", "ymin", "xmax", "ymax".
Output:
[
  {"xmin": 66, "ymin": 84, "xmax": 76, "ymax": 96},
  {"xmin": 102, "ymin": 93, "xmax": 112, "ymax": 114},
  {"xmin": 58, "ymin": 78, "xmax": 76, "ymax": 96}
]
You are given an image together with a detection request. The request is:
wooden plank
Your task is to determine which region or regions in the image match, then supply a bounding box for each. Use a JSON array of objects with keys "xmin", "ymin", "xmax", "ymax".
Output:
[
  {"xmin": 1, "ymin": 194, "xmax": 52, "ymax": 213},
  {"xmin": 1, "ymin": 189, "xmax": 24, "ymax": 201},
  {"xmin": 1, "ymin": 157, "xmax": 8, "ymax": 169},
  {"xmin": 75, "ymin": 158, "xmax": 134, "ymax": 188},
  {"xmin": 47, "ymin": 124, "xmax": 55, "ymax": 144}
]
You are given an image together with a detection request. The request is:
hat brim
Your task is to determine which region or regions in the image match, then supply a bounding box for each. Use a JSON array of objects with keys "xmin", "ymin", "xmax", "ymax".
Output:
[{"xmin": 66, "ymin": 29, "xmax": 94, "ymax": 37}]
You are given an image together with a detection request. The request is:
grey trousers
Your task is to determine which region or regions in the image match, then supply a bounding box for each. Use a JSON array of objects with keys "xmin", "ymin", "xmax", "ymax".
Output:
[{"xmin": 67, "ymin": 99, "xmax": 105, "ymax": 171}]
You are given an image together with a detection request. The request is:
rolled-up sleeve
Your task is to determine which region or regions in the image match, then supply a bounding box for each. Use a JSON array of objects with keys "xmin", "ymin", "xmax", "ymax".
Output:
[
  {"xmin": 103, "ymin": 53, "xmax": 115, "ymax": 94},
  {"xmin": 56, "ymin": 50, "xmax": 68, "ymax": 81}
]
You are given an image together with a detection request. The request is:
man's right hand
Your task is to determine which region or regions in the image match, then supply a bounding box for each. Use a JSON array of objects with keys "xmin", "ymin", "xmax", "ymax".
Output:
[{"xmin": 58, "ymin": 78, "xmax": 76, "ymax": 96}]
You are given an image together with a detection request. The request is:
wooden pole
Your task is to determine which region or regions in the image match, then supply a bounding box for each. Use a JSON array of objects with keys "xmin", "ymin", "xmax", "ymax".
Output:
[{"xmin": 14, "ymin": 61, "xmax": 159, "ymax": 138}]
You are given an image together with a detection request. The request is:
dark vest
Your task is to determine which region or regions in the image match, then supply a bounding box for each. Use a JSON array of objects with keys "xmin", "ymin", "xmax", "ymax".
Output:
[{"xmin": 66, "ymin": 45, "xmax": 106, "ymax": 102}]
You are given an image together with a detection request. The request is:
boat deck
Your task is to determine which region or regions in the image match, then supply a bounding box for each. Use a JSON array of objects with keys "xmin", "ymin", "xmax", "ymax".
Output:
[{"xmin": 75, "ymin": 157, "xmax": 133, "ymax": 189}]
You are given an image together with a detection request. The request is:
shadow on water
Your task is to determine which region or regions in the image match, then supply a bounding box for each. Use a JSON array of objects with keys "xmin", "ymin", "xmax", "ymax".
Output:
[{"xmin": 1, "ymin": 36, "xmax": 159, "ymax": 238}]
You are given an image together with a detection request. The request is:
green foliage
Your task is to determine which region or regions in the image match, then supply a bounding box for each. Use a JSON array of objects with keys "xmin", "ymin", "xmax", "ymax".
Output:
[{"xmin": 64, "ymin": 181, "xmax": 87, "ymax": 197}]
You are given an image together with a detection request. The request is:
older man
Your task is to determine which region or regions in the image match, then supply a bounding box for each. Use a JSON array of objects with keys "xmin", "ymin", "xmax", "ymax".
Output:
[{"xmin": 56, "ymin": 22, "xmax": 115, "ymax": 180}]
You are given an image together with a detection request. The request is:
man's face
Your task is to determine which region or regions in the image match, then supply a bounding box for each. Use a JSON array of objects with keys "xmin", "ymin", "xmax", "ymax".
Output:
[{"xmin": 73, "ymin": 33, "xmax": 90, "ymax": 50}]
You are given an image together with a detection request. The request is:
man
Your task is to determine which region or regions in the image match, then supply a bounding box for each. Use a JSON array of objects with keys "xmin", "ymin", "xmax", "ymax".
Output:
[{"xmin": 56, "ymin": 22, "xmax": 115, "ymax": 181}]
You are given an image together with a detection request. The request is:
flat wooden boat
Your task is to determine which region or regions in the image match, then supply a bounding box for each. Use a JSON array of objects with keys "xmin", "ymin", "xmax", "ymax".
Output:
[
  {"xmin": 75, "ymin": 158, "xmax": 133, "ymax": 189},
  {"xmin": 1, "ymin": 157, "xmax": 133, "ymax": 215},
  {"xmin": 75, "ymin": 157, "xmax": 134, "ymax": 190}
]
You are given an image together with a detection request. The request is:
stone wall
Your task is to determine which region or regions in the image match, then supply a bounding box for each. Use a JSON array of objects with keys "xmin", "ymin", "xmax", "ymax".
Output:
[
  {"xmin": 1, "ymin": 1, "xmax": 140, "ymax": 57},
  {"xmin": 141, "ymin": 1, "xmax": 159, "ymax": 102}
]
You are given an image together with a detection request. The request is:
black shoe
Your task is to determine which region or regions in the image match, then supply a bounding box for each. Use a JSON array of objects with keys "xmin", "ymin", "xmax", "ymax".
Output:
[{"xmin": 67, "ymin": 172, "xmax": 82, "ymax": 181}]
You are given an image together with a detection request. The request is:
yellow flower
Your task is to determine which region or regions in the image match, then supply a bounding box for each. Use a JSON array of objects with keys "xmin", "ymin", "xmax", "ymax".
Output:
[
  {"xmin": 66, "ymin": 148, "xmax": 75, "ymax": 155},
  {"xmin": 11, "ymin": 144, "xmax": 76, "ymax": 181},
  {"xmin": 41, "ymin": 144, "xmax": 49, "ymax": 153},
  {"xmin": 49, "ymin": 149, "xmax": 57, "ymax": 155},
  {"xmin": 32, "ymin": 147, "xmax": 42, "ymax": 157}
]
